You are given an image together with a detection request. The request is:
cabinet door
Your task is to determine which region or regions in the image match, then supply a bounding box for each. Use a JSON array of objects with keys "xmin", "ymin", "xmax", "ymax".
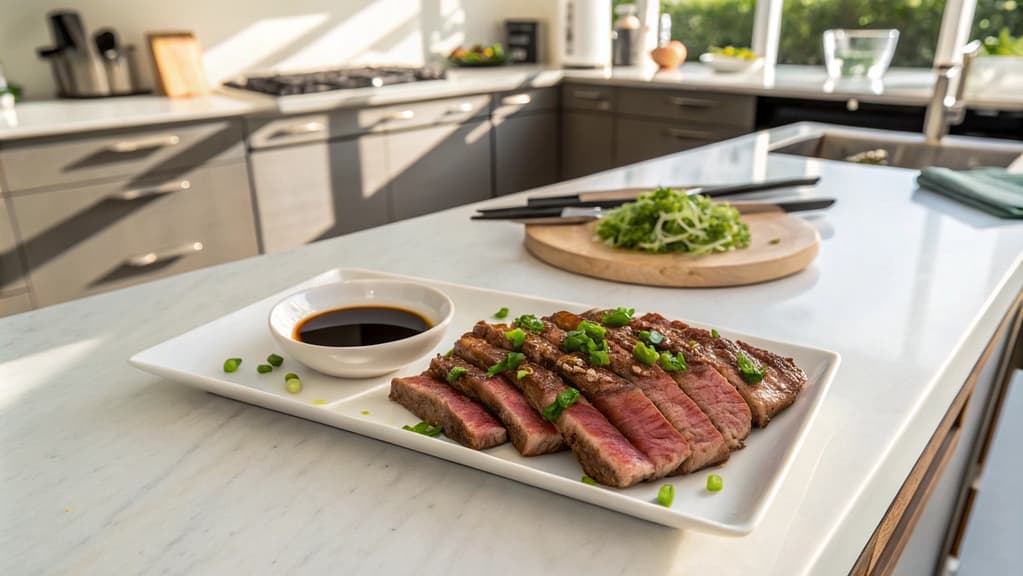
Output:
[
  {"xmin": 0, "ymin": 199, "xmax": 26, "ymax": 293},
  {"xmin": 561, "ymin": 112, "xmax": 614, "ymax": 180},
  {"xmin": 389, "ymin": 120, "xmax": 492, "ymax": 220},
  {"xmin": 494, "ymin": 112, "xmax": 559, "ymax": 196},
  {"xmin": 250, "ymin": 135, "xmax": 390, "ymax": 253},
  {"xmin": 615, "ymin": 117, "xmax": 747, "ymax": 166},
  {"xmin": 0, "ymin": 292, "xmax": 32, "ymax": 317}
]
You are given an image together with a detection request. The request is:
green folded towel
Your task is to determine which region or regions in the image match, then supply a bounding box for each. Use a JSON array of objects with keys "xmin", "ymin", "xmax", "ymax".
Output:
[{"xmin": 917, "ymin": 167, "xmax": 1023, "ymax": 218}]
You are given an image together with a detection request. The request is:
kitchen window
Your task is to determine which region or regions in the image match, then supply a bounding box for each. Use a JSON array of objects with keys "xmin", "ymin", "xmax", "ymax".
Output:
[
  {"xmin": 657, "ymin": 0, "xmax": 757, "ymax": 60},
  {"xmin": 971, "ymin": 0, "xmax": 1023, "ymax": 45}
]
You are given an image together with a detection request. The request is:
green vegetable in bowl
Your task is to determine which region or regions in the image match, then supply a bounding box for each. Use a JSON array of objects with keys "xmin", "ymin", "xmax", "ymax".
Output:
[
  {"xmin": 710, "ymin": 45, "xmax": 758, "ymax": 61},
  {"xmin": 595, "ymin": 187, "xmax": 751, "ymax": 254}
]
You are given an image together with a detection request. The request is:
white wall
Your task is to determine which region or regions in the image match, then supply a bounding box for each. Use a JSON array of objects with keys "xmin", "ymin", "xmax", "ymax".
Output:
[{"xmin": 0, "ymin": 0, "xmax": 556, "ymax": 99}]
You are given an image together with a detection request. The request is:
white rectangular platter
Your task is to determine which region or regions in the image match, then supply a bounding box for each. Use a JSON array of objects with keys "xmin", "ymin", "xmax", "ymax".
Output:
[{"xmin": 130, "ymin": 268, "xmax": 840, "ymax": 535}]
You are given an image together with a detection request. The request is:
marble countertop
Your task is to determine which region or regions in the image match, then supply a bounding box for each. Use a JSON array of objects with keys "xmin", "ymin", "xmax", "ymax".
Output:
[
  {"xmin": 2, "ymin": 122, "xmax": 1022, "ymax": 575},
  {"xmin": 2, "ymin": 63, "xmax": 1021, "ymax": 141}
]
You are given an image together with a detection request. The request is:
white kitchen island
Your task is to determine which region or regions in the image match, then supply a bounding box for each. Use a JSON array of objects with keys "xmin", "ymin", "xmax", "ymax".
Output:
[{"xmin": 2, "ymin": 123, "xmax": 1021, "ymax": 575}]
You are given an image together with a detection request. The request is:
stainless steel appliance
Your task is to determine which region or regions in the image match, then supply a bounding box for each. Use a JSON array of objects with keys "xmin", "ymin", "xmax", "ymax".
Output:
[
  {"xmin": 224, "ymin": 66, "xmax": 445, "ymax": 97},
  {"xmin": 36, "ymin": 10, "xmax": 144, "ymax": 98},
  {"xmin": 506, "ymin": 20, "xmax": 541, "ymax": 64},
  {"xmin": 558, "ymin": 0, "xmax": 612, "ymax": 68}
]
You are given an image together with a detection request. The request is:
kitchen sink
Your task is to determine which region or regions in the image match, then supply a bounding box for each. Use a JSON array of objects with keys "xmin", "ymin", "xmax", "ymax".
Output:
[{"xmin": 770, "ymin": 130, "xmax": 1023, "ymax": 170}]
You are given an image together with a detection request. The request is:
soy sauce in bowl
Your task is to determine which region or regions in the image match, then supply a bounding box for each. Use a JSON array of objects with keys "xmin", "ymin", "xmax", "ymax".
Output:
[{"xmin": 294, "ymin": 306, "xmax": 431, "ymax": 347}]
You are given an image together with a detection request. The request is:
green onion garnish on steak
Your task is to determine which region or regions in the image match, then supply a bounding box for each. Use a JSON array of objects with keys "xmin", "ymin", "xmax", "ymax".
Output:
[
  {"xmin": 402, "ymin": 421, "xmax": 443, "ymax": 437},
  {"xmin": 601, "ymin": 307, "xmax": 635, "ymax": 327},
  {"xmin": 446, "ymin": 366, "xmax": 467, "ymax": 384},
  {"xmin": 267, "ymin": 354, "xmax": 284, "ymax": 367},
  {"xmin": 493, "ymin": 307, "xmax": 509, "ymax": 319},
  {"xmin": 513, "ymin": 314, "xmax": 544, "ymax": 333},
  {"xmin": 657, "ymin": 484, "xmax": 675, "ymax": 507},
  {"xmin": 581, "ymin": 475, "xmax": 599, "ymax": 486},
  {"xmin": 542, "ymin": 387, "xmax": 581, "ymax": 422},
  {"xmin": 658, "ymin": 351, "xmax": 688, "ymax": 373},
  {"xmin": 632, "ymin": 342, "xmax": 659, "ymax": 366},
  {"xmin": 735, "ymin": 352, "xmax": 766, "ymax": 383},
  {"xmin": 504, "ymin": 328, "xmax": 527, "ymax": 350},
  {"xmin": 487, "ymin": 351, "xmax": 525, "ymax": 377},
  {"xmin": 711, "ymin": 329, "xmax": 720, "ymax": 339},
  {"xmin": 638, "ymin": 330, "xmax": 665, "ymax": 346},
  {"xmin": 257, "ymin": 364, "xmax": 273, "ymax": 374}
]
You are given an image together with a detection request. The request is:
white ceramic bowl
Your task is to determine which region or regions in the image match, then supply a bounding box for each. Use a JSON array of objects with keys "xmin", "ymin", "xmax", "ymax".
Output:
[
  {"xmin": 268, "ymin": 279, "xmax": 454, "ymax": 378},
  {"xmin": 699, "ymin": 52, "xmax": 764, "ymax": 73}
]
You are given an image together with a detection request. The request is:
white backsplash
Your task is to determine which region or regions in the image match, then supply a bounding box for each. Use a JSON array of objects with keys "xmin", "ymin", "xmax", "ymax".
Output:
[{"xmin": 0, "ymin": 0, "xmax": 555, "ymax": 99}]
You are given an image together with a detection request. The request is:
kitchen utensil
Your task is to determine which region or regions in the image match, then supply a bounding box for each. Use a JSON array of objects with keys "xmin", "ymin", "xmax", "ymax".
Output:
[
  {"xmin": 94, "ymin": 29, "xmax": 133, "ymax": 93},
  {"xmin": 472, "ymin": 198, "xmax": 836, "ymax": 222},
  {"xmin": 524, "ymin": 213, "xmax": 820, "ymax": 287},
  {"xmin": 130, "ymin": 267, "xmax": 840, "ymax": 533},
  {"xmin": 147, "ymin": 31, "xmax": 210, "ymax": 98},
  {"xmin": 558, "ymin": 0, "xmax": 612, "ymax": 68},
  {"xmin": 36, "ymin": 10, "xmax": 110, "ymax": 97},
  {"xmin": 523, "ymin": 176, "xmax": 822, "ymax": 208},
  {"xmin": 823, "ymin": 29, "xmax": 899, "ymax": 80}
]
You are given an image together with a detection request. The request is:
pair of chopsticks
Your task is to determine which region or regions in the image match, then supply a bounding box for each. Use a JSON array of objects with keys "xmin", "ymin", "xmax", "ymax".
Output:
[{"xmin": 472, "ymin": 177, "xmax": 829, "ymax": 221}]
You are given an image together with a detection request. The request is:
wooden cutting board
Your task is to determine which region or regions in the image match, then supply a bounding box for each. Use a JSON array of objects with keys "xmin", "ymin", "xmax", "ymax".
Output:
[
  {"xmin": 524, "ymin": 211, "xmax": 820, "ymax": 288},
  {"xmin": 147, "ymin": 32, "xmax": 210, "ymax": 98}
]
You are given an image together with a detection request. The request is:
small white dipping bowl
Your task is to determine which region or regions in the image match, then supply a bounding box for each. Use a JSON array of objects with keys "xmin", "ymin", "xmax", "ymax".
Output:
[{"xmin": 268, "ymin": 279, "xmax": 454, "ymax": 378}]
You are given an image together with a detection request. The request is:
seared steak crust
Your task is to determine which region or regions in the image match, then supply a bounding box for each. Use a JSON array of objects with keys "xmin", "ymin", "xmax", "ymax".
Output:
[{"xmin": 389, "ymin": 375, "xmax": 507, "ymax": 450}]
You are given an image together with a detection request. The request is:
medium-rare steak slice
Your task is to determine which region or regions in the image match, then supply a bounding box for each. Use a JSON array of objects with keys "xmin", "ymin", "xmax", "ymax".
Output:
[
  {"xmin": 582, "ymin": 309, "xmax": 751, "ymax": 451},
  {"xmin": 454, "ymin": 334, "xmax": 654, "ymax": 487},
  {"xmin": 635, "ymin": 313, "xmax": 808, "ymax": 427},
  {"xmin": 473, "ymin": 321, "xmax": 689, "ymax": 479},
  {"xmin": 389, "ymin": 375, "xmax": 507, "ymax": 450},
  {"xmin": 551, "ymin": 310, "xmax": 729, "ymax": 470},
  {"xmin": 429, "ymin": 355, "xmax": 564, "ymax": 456}
]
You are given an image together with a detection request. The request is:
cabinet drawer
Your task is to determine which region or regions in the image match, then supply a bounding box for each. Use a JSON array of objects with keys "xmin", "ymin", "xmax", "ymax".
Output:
[
  {"xmin": 492, "ymin": 87, "xmax": 559, "ymax": 119},
  {"xmin": 562, "ymin": 83, "xmax": 615, "ymax": 113},
  {"xmin": 495, "ymin": 112, "xmax": 559, "ymax": 195},
  {"xmin": 1, "ymin": 199, "xmax": 26, "ymax": 292},
  {"xmin": 0, "ymin": 291, "xmax": 32, "ymax": 317},
  {"xmin": 615, "ymin": 117, "xmax": 747, "ymax": 166},
  {"xmin": 0, "ymin": 120, "xmax": 245, "ymax": 192},
  {"xmin": 363, "ymin": 94, "xmax": 491, "ymax": 133},
  {"xmin": 12, "ymin": 162, "xmax": 258, "ymax": 306},
  {"xmin": 617, "ymin": 88, "xmax": 755, "ymax": 128}
]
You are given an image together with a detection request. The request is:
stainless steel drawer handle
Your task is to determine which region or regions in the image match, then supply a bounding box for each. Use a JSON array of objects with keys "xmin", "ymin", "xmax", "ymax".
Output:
[
  {"xmin": 665, "ymin": 127, "xmax": 713, "ymax": 140},
  {"xmin": 502, "ymin": 94, "xmax": 532, "ymax": 105},
  {"xmin": 106, "ymin": 135, "xmax": 181, "ymax": 153},
  {"xmin": 279, "ymin": 121, "xmax": 325, "ymax": 136},
  {"xmin": 667, "ymin": 96, "xmax": 715, "ymax": 109},
  {"xmin": 385, "ymin": 109, "xmax": 416, "ymax": 121},
  {"xmin": 446, "ymin": 102, "xmax": 474, "ymax": 114},
  {"xmin": 126, "ymin": 241, "xmax": 204, "ymax": 268},
  {"xmin": 111, "ymin": 180, "xmax": 191, "ymax": 201}
]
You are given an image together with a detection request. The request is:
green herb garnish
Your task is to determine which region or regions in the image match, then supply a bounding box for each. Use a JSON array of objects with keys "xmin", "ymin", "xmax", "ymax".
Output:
[
  {"xmin": 285, "ymin": 372, "xmax": 298, "ymax": 381},
  {"xmin": 542, "ymin": 387, "xmax": 581, "ymax": 421},
  {"xmin": 589, "ymin": 348, "xmax": 610, "ymax": 367},
  {"xmin": 769, "ymin": 237, "xmax": 781, "ymax": 245},
  {"xmin": 657, "ymin": 484, "xmax": 675, "ymax": 507},
  {"xmin": 735, "ymin": 352, "xmax": 766, "ymax": 383},
  {"xmin": 706, "ymin": 474, "xmax": 723, "ymax": 492},
  {"xmin": 638, "ymin": 330, "xmax": 665, "ymax": 346},
  {"xmin": 446, "ymin": 366, "xmax": 467, "ymax": 384},
  {"xmin": 257, "ymin": 364, "xmax": 273, "ymax": 374},
  {"xmin": 658, "ymin": 351, "xmax": 688, "ymax": 373},
  {"xmin": 493, "ymin": 307, "xmax": 509, "ymax": 319},
  {"xmin": 504, "ymin": 328, "xmax": 527, "ymax": 350},
  {"xmin": 267, "ymin": 354, "xmax": 284, "ymax": 367},
  {"xmin": 487, "ymin": 351, "xmax": 525, "ymax": 377},
  {"xmin": 581, "ymin": 475, "xmax": 599, "ymax": 486},
  {"xmin": 711, "ymin": 329, "xmax": 720, "ymax": 339},
  {"xmin": 285, "ymin": 377, "xmax": 302, "ymax": 394},
  {"xmin": 444, "ymin": 348, "xmax": 454, "ymax": 358},
  {"xmin": 633, "ymin": 342, "xmax": 659, "ymax": 365},
  {"xmin": 595, "ymin": 187, "xmax": 751, "ymax": 254},
  {"xmin": 602, "ymin": 307, "xmax": 635, "ymax": 327},
  {"xmin": 578, "ymin": 320, "xmax": 607, "ymax": 341},
  {"xmin": 516, "ymin": 368, "xmax": 532, "ymax": 380},
  {"xmin": 513, "ymin": 314, "xmax": 545, "ymax": 333},
  {"xmin": 403, "ymin": 421, "xmax": 443, "ymax": 437},
  {"xmin": 223, "ymin": 358, "xmax": 242, "ymax": 373}
]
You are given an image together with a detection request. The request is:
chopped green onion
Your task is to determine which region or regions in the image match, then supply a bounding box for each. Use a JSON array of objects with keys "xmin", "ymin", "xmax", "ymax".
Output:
[
  {"xmin": 444, "ymin": 348, "xmax": 454, "ymax": 358},
  {"xmin": 658, "ymin": 351, "xmax": 688, "ymax": 373},
  {"xmin": 504, "ymin": 328, "xmax": 527, "ymax": 350},
  {"xmin": 581, "ymin": 475, "xmax": 599, "ymax": 486},
  {"xmin": 360, "ymin": 410, "xmax": 370, "ymax": 415},
  {"xmin": 257, "ymin": 364, "xmax": 273, "ymax": 374},
  {"xmin": 267, "ymin": 354, "xmax": 284, "ymax": 367},
  {"xmin": 513, "ymin": 314, "xmax": 545, "ymax": 333},
  {"xmin": 589, "ymin": 349, "xmax": 610, "ymax": 367},
  {"xmin": 711, "ymin": 329, "xmax": 720, "ymax": 339},
  {"xmin": 769, "ymin": 237, "xmax": 781, "ymax": 245},
  {"xmin": 403, "ymin": 421, "xmax": 443, "ymax": 437},
  {"xmin": 487, "ymin": 351, "xmax": 525, "ymax": 377},
  {"xmin": 446, "ymin": 366, "xmax": 467, "ymax": 384},
  {"xmin": 285, "ymin": 372, "xmax": 298, "ymax": 381},
  {"xmin": 223, "ymin": 358, "xmax": 242, "ymax": 373},
  {"xmin": 633, "ymin": 342, "xmax": 659, "ymax": 365},
  {"xmin": 706, "ymin": 474, "xmax": 723, "ymax": 492},
  {"xmin": 657, "ymin": 484, "xmax": 675, "ymax": 507},
  {"xmin": 285, "ymin": 378, "xmax": 302, "ymax": 394},
  {"xmin": 542, "ymin": 387, "xmax": 581, "ymax": 421},
  {"xmin": 493, "ymin": 307, "xmax": 510, "ymax": 319},
  {"xmin": 516, "ymin": 368, "xmax": 532, "ymax": 380},
  {"xmin": 311, "ymin": 399, "xmax": 328, "ymax": 405},
  {"xmin": 638, "ymin": 330, "xmax": 665, "ymax": 346},
  {"xmin": 562, "ymin": 329, "xmax": 590, "ymax": 353},
  {"xmin": 688, "ymin": 339, "xmax": 699, "ymax": 348},
  {"xmin": 602, "ymin": 307, "xmax": 635, "ymax": 327},
  {"xmin": 735, "ymin": 352, "xmax": 766, "ymax": 383},
  {"xmin": 578, "ymin": 320, "xmax": 607, "ymax": 341}
]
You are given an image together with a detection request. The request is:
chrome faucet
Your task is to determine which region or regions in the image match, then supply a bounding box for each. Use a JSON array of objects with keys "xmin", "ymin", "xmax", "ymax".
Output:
[{"xmin": 923, "ymin": 41, "xmax": 981, "ymax": 144}]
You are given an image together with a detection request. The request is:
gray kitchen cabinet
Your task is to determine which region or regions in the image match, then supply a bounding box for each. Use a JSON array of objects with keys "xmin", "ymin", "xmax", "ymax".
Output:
[
  {"xmin": 494, "ymin": 112, "xmax": 559, "ymax": 196},
  {"xmin": 389, "ymin": 119, "xmax": 493, "ymax": 220},
  {"xmin": 561, "ymin": 112, "xmax": 614, "ymax": 179},
  {"xmin": 250, "ymin": 135, "xmax": 390, "ymax": 254},
  {"xmin": 0, "ymin": 292, "xmax": 32, "ymax": 316},
  {"xmin": 0, "ymin": 198, "xmax": 26, "ymax": 293},
  {"xmin": 11, "ymin": 161, "xmax": 258, "ymax": 306},
  {"xmin": 614, "ymin": 117, "xmax": 748, "ymax": 166},
  {"xmin": 616, "ymin": 87, "xmax": 756, "ymax": 129}
]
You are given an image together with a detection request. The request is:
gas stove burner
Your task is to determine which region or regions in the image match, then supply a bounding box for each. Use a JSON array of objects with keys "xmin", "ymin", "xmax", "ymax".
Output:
[{"xmin": 225, "ymin": 66, "xmax": 446, "ymax": 96}]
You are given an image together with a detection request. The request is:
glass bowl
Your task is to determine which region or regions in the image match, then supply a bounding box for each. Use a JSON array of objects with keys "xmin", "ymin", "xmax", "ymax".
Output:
[{"xmin": 823, "ymin": 29, "xmax": 900, "ymax": 80}]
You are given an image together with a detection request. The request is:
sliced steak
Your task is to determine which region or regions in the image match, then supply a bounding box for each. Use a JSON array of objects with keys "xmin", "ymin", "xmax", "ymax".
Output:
[
  {"xmin": 581, "ymin": 309, "xmax": 751, "ymax": 450},
  {"xmin": 551, "ymin": 310, "xmax": 729, "ymax": 470},
  {"xmin": 454, "ymin": 334, "xmax": 654, "ymax": 487},
  {"xmin": 389, "ymin": 375, "xmax": 507, "ymax": 450},
  {"xmin": 473, "ymin": 321, "xmax": 690, "ymax": 479},
  {"xmin": 635, "ymin": 313, "xmax": 808, "ymax": 427},
  {"xmin": 428, "ymin": 355, "xmax": 564, "ymax": 456}
]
